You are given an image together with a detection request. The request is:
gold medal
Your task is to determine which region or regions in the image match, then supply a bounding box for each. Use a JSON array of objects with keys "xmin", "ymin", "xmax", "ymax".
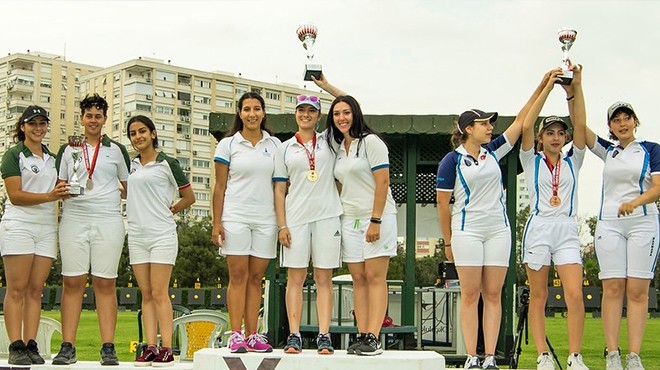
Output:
[
  {"xmin": 550, "ymin": 195, "xmax": 561, "ymax": 207},
  {"xmin": 86, "ymin": 178, "xmax": 94, "ymax": 190},
  {"xmin": 307, "ymin": 170, "xmax": 318, "ymax": 182}
]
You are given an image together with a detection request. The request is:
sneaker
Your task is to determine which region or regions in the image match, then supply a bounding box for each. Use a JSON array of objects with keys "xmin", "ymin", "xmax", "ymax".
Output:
[
  {"xmin": 464, "ymin": 355, "xmax": 481, "ymax": 369},
  {"xmin": 52, "ymin": 342, "xmax": 77, "ymax": 365},
  {"xmin": 482, "ymin": 355, "xmax": 499, "ymax": 369},
  {"xmin": 8, "ymin": 340, "xmax": 32, "ymax": 366},
  {"xmin": 347, "ymin": 333, "xmax": 366, "ymax": 355},
  {"xmin": 316, "ymin": 333, "xmax": 334, "ymax": 355},
  {"xmin": 567, "ymin": 352, "xmax": 589, "ymax": 370},
  {"xmin": 354, "ymin": 332, "xmax": 383, "ymax": 356},
  {"xmin": 625, "ymin": 353, "xmax": 644, "ymax": 370},
  {"xmin": 605, "ymin": 349, "xmax": 624, "ymax": 370},
  {"xmin": 25, "ymin": 339, "xmax": 45, "ymax": 365},
  {"xmin": 246, "ymin": 333, "xmax": 273, "ymax": 353},
  {"xmin": 134, "ymin": 345, "xmax": 158, "ymax": 367},
  {"xmin": 228, "ymin": 331, "xmax": 248, "ymax": 353},
  {"xmin": 153, "ymin": 347, "xmax": 174, "ymax": 367},
  {"xmin": 537, "ymin": 352, "xmax": 555, "ymax": 370},
  {"xmin": 283, "ymin": 333, "xmax": 302, "ymax": 354},
  {"xmin": 100, "ymin": 342, "xmax": 119, "ymax": 366}
]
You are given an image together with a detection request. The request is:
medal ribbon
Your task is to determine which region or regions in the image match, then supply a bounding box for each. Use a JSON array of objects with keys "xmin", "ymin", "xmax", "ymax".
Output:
[
  {"xmin": 294, "ymin": 133, "xmax": 316, "ymax": 171},
  {"xmin": 83, "ymin": 137, "xmax": 102, "ymax": 182},
  {"xmin": 544, "ymin": 155, "xmax": 561, "ymax": 196}
]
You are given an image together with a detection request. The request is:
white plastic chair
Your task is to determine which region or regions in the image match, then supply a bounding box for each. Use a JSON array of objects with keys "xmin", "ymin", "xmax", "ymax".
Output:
[
  {"xmin": 172, "ymin": 311, "xmax": 228, "ymax": 361},
  {"xmin": 0, "ymin": 316, "xmax": 62, "ymax": 358}
]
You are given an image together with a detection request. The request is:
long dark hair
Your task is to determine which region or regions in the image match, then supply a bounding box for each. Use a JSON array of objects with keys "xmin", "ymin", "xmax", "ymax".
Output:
[
  {"xmin": 325, "ymin": 95, "xmax": 378, "ymax": 153},
  {"xmin": 227, "ymin": 92, "xmax": 272, "ymax": 137},
  {"xmin": 126, "ymin": 115, "xmax": 159, "ymax": 148}
]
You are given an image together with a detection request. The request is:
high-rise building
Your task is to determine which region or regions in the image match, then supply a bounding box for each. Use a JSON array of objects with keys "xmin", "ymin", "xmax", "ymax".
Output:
[{"xmin": 0, "ymin": 51, "xmax": 334, "ymax": 217}]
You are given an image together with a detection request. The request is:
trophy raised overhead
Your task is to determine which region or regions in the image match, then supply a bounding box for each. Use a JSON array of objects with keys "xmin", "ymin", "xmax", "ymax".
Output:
[
  {"xmin": 296, "ymin": 23, "xmax": 322, "ymax": 81},
  {"xmin": 556, "ymin": 28, "xmax": 578, "ymax": 85},
  {"xmin": 67, "ymin": 134, "xmax": 85, "ymax": 196}
]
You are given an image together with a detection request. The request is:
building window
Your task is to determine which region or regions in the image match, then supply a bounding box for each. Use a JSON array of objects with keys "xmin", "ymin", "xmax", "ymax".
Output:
[
  {"xmin": 265, "ymin": 91, "xmax": 280, "ymax": 100},
  {"xmin": 193, "ymin": 159, "xmax": 210, "ymax": 168}
]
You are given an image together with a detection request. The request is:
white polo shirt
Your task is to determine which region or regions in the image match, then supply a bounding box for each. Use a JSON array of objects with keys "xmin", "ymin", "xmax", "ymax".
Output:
[
  {"xmin": 0, "ymin": 142, "xmax": 58, "ymax": 225},
  {"xmin": 127, "ymin": 151, "xmax": 191, "ymax": 236},
  {"xmin": 56, "ymin": 135, "xmax": 130, "ymax": 217},
  {"xmin": 436, "ymin": 134, "xmax": 513, "ymax": 231},
  {"xmin": 590, "ymin": 136, "xmax": 660, "ymax": 220},
  {"xmin": 333, "ymin": 134, "xmax": 397, "ymax": 219},
  {"xmin": 214, "ymin": 131, "xmax": 281, "ymax": 225},
  {"xmin": 520, "ymin": 145, "xmax": 585, "ymax": 217},
  {"xmin": 273, "ymin": 131, "xmax": 342, "ymax": 227}
]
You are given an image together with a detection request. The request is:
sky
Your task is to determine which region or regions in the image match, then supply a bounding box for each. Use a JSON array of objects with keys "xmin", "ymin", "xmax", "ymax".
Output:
[{"xmin": 3, "ymin": 0, "xmax": 659, "ymax": 217}]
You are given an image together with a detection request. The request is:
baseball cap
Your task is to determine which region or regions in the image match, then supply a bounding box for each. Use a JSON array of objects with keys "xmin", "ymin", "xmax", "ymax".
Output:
[
  {"xmin": 457, "ymin": 109, "xmax": 498, "ymax": 134},
  {"xmin": 296, "ymin": 95, "xmax": 321, "ymax": 110},
  {"xmin": 20, "ymin": 105, "xmax": 50, "ymax": 123},
  {"xmin": 607, "ymin": 101, "xmax": 635, "ymax": 121},
  {"xmin": 538, "ymin": 115, "xmax": 568, "ymax": 132}
]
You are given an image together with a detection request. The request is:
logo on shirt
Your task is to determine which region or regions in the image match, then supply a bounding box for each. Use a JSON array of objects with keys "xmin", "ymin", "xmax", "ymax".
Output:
[
  {"xmin": 129, "ymin": 168, "xmax": 137, "ymax": 174},
  {"xmin": 464, "ymin": 159, "xmax": 472, "ymax": 167},
  {"xmin": 263, "ymin": 148, "xmax": 272, "ymax": 157},
  {"xmin": 30, "ymin": 165, "xmax": 39, "ymax": 173},
  {"xmin": 612, "ymin": 150, "xmax": 619, "ymax": 158},
  {"xmin": 480, "ymin": 154, "xmax": 486, "ymax": 160},
  {"xmin": 334, "ymin": 230, "xmax": 340, "ymax": 237}
]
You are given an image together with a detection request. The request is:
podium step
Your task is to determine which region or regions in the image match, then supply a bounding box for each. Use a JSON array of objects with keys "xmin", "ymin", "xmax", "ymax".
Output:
[
  {"xmin": 194, "ymin": 348, "xmax": 445, "ymax": 370},
  {"xmin": 0, "ymin": 359, "xmax": 195, "ymax": 369}
]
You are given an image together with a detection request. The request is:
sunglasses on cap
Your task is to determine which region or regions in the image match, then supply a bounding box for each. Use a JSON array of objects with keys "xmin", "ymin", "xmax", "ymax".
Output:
[
  {"xmin": 80, "ymin": 101, "xmax": 107, "ymax": 110},
  {"xmin": 297, "ymin": 95, "xmax": 320, "ymax": 103}
]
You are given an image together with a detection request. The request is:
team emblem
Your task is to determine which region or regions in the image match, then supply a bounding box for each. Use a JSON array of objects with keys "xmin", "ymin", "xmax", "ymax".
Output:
[{"xmin": 30, "ymin": 165, "xmax": 40, "ymax": 173}]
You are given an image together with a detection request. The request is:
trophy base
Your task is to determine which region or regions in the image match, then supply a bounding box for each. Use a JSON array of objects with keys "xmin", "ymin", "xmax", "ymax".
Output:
[
  {"xmin": 69, "ymin": 183, "xmax": 84, "ymax": 196},
  {"xmin": 303, "ymin": 64, "xmax": 322, "ymax": 81},
  {"xmin": 555, "ymin": 70, "xmax": 574, "ymax": 85}
]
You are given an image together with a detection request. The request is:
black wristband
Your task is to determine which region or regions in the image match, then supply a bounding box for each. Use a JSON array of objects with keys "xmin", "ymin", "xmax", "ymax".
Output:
[{"xmin": 370, "ymin": 218, "xmax": 382, "ymax": 224}]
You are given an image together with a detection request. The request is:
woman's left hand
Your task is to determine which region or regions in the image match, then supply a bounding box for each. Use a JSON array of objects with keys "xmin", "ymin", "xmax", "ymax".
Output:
[
  {"xmin": 366, "ymin": 223, "xmax": 380, "ymax": 243},
  {"xmin": 617, "ymin": 201, "xmax": 637, "ymax": 217}
]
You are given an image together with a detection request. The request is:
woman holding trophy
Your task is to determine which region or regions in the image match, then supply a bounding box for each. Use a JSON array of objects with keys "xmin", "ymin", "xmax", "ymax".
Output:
[
  {"xmin": 519, "ymin": 65, "xmax": 590, "ymax": 370},
  {"xmin": 584, "ymin": 101, "xmax": 660, "ymax": 370},
  {"xmin": 212, "ymin": 92, "xmax": 280, "ymax": 353},
  {"xmin": 126, "ymin": 115, "xmax": 195, "ymax": 366},
  {"xmin": 0, "ymin": 106, "xmax": 69, "ymax": 365},
  {"xmin": 435, "ymin": 74, "xmax": 549, "ymax": 369}
]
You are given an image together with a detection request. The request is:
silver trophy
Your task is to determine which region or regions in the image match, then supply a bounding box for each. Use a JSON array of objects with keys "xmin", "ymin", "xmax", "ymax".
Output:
[
  {"xmin": 68, "ymin": 134, "xmax": 84, "ymax": 196},
  {"xmin": 296, "ymin": 23, "xmax": 322, "ymax": 81},
  {"xmin": 556, "ymin": 27, "xmax": 578, "ymax": 85}
]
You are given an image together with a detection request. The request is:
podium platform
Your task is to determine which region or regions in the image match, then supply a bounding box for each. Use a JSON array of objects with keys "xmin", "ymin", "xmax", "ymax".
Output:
[
  {"xmin": 193, "ymin": 348, "xmax": 445, "ymax": 370},
  {"xmin": 0, "ymin": 359, "xmax": 194, "ymax": 369}
]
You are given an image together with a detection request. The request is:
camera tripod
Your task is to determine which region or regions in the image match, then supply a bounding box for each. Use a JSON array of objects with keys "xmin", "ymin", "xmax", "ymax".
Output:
[{"xmin": 510, "ymin": 287, "xmax": 562, "ymax": 370}]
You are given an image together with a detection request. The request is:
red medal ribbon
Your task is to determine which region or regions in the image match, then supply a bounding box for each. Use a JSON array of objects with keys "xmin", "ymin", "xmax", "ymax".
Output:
[
  {"xmin": 544, "ymin": 155, "xmax": 561, "ymax": 196},
  {"xmin": 294, "ymin": 133, "xmax": 316, "ymax": 171},
  {"xmin": 83, "ymin": 137, "xmax": 102, "ymax": 182}
]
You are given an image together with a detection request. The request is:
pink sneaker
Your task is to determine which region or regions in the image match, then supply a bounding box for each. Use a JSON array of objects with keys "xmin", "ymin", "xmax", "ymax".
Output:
[
  {"xmin": 246, "ymin": 333, "xmax": 272, "ymax": 353},
  {"xmin": 228, "ymin": 332, "xmax": 248, "ymax": 353}
]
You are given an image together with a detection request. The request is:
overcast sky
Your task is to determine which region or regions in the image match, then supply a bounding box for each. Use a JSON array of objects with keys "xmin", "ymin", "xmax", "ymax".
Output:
[{"xmin": 3, "ymin": 0, "xmax": 659, "ymax": 217}]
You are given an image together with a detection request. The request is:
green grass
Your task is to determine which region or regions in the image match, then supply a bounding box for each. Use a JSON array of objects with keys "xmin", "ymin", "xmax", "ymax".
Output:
[
  {"xmin": 38, "ymin": 310, "xmax": 660, "ymax": 368},
  {"xmin": 515, "ymin": 315, "xmax": 660, "ymax": 369}
]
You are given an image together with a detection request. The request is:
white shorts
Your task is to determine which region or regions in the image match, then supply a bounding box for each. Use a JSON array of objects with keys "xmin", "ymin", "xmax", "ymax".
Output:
[
  {"xmin": 595, "ymin": 215, "xmax": 660, "ymax": 280},
  {"xmin": 220, "ymin": 221, "xmax": 277, "ymax": 259},
  {"xmin": 451, "ymin": 226, "xmax": 511, "ymax": 267},
  {"xmin": 341, "ymin": 214, "xmax": 398, "ymax": 263},
  {"xmin": 280, "ymin": 217, "xmax": 342, "ymax": 269},
  {"xmin": 0, "ymin": 220, "xmax": 57, "ymax": 258},
  {"xmin": 522, "ymin": 215, "xmax": 582, "ymax": 270},
  {"xmin": 59, "ymin": 214, "xmax": 125, "ymax": 278},
  {"xmin": 129, "ymin": 230, "xmax": 178, "ymax": 265}
]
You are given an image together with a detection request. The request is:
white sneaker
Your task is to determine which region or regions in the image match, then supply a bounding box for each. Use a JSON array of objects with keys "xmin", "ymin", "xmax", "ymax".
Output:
[
  {"xmin": 537, "ymin": 352, "xmax": 555, "ymax": 370},
  {"xmin": 625, "ymin": 353, "xmax": 644, "ymax": 370},
  {"xmin": 567, "ymin": 352, "xmax": 589, "ymax": 370},
  {"xmin": 482, "ymin": 355, "xmax": 499, "ymax": 369},
  {"xmin": 606, "ymin": 350, "xmax": 624, "ymax": 370},
  {"xmin": 464, "ymin": 355, "xmax": 480, "ymax": 369}
]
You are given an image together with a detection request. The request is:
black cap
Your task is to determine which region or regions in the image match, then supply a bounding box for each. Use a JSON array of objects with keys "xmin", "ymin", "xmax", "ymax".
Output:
[
  {"xmin": 538, "ymin": 116, "xmax": 568, "ymax": 132},
  {"xmin": 457, "ymin": 109, "xmax": 498, "ymax": 134},
  {"xmin": 20, "ymin": 105, "xmax": 50, "ymax": 123}
]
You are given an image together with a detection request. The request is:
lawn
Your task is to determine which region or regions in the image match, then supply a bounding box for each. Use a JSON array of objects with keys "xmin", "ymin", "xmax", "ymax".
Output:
[{"xmin": 38, "ymin": 310, "xmax": 660, "ymax": 368}]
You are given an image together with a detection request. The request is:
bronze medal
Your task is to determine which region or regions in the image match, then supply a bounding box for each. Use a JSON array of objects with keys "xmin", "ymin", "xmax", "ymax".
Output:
[{"xmin": 307, "ymin": 170, "xmax": 318, "ymax": 182}]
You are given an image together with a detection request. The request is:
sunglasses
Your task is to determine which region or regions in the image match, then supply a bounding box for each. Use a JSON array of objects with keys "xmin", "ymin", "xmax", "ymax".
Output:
[
  {"xmin": 297, "ymin": 95, "xmax": 319, "ymax": 103},
  {"xmin": 80, "ymin": 102, "xmax": 107, "ymax": 110}
]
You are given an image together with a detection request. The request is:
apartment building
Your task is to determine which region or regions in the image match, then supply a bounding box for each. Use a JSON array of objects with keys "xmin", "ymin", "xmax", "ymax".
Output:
[{"xmin": 0, "ymin": 51, "xmax": 334, "ymax": 217}]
